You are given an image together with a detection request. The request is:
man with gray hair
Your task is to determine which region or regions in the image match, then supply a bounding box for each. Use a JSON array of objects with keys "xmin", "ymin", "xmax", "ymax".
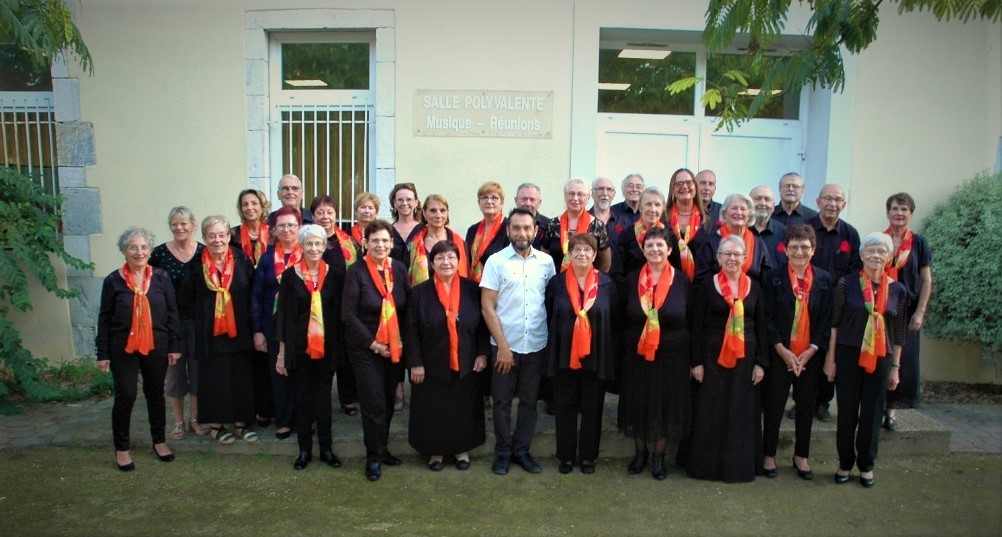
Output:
[
  {"xmin": 514, "ymin": 182, "xmax": 549, "ymax": 249},
  {"xmin": 696, "ymin": 169, "xmax": 722, "ymax": 224},
  {"xmin": 267, "ymin": 174, "xmax": 314, "ymax": 227},
  {"xmin": 541, "ymin": 178, "xmax": 611, "ymax": 272},
  {"xmin": 749, "ymin": 185, "xmax": 787, "ymax": 268},
  {"xmin": 604, "ymin": 173, "xmax": 645, "ymax": 246},
  {"xmin": 773, "ymin": 172, "xmax": 818, "ymax": 227},
  {"xmin": 588, "ymin": 176, "xmax": 629, "ymax": 247}
]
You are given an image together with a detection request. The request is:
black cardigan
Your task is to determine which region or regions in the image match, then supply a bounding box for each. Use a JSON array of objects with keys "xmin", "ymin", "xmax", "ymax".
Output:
[
  {"xmin": 762, "ymin": 263, "xmax": 834, "ymax": 353},
  {"xmin": 180, "ymin": 246, "xmax": 254, "ymax": 358},
  {"xmin": 404, "ymin": 277, "xmax": 488, "ymax": 381},
  {"xmin": 341, "ymin": 258, "xmax": 410, "ymax": 351},
  {"xmin": 277, "ymin": 264, "xmax": 344, "ymax": 371},
  {"xmin": 95, "ymin": 267, "xmax": 182, "ymax": 360}
]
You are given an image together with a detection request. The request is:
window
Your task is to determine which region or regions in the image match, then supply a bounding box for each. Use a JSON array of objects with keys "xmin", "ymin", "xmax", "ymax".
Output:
[
  {"xmin": 597, "ymin": 49, "xmax": 696, "ymax": 115},
  {"xmin": 704, "ymin": 54, "xmax": 800, "ymax": 120},
  {"xmin": 1, "ymin": 45, "xmax": 57, "ymax": 195}
]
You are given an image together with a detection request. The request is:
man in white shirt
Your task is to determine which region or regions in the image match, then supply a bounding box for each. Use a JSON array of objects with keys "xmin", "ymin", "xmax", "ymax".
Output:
[{"xmin": 481, "ymin": 208, "xmax": 556, "ymax": 475}]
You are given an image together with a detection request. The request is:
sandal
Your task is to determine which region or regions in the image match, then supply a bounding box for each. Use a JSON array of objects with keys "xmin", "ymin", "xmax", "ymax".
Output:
[
  {"xmin": 393, "ymin": 394, "xmax": 404, "ymax": 412},
  {"xmin": 189, "ymin": 419, "xmax": 209, "ymax": 436},
  {"xmin": 209, "ymin": 425, "xmax": 235, "ymax": 445},
  {"xmin": 234, "ymin": 426, "xmax": 259, "ymax": 443},
  {"xmin": 341, "ymin": 404, "xmax": 359, "ymax": 417},
  {"xmin": 171, "ymin": 421, "xmax": 187, "ymax": 441}
]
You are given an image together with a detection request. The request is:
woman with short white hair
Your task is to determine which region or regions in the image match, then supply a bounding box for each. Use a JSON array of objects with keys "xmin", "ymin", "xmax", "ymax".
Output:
[{"xmin": 695, "ymin": 193, "xmax": 771, "ymax": 286}]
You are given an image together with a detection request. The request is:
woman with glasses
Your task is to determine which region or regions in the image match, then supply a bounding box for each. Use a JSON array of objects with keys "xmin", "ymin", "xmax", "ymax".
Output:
[
  {"xmin": 407, "ymin": 194, "xmax": 468, "ymax": 286},
  {"xmin": 97, "ymin": 227, "xmax": 182, "ymax": 470},
  {"xmin": 250, "ymin": 205, "xmax": 302, "ymax": 440},
  {"xmin": 348, "ymin": 192, "xmax": 381, "ymax": 256},
  {"xmin": 466, "ymin": 182, "xmax": 509, "ymax": 284},
  {"xmin": 824, "ymin": 232, "xmax": 907, "ymax": 488},
  {"xmin": 388, "ymin": 183, "xmax": 421, "ymax": 409},
  {"xmin": 665, "ymin": 168, "xmax": 710, "ymax": 286},
  {"xmin": 695, "ymin": 193, "xmax": 771, "ymax": 286},
  {"xmin": 687, "ymin": 235, "xmax": 768, "ymax": 483}
]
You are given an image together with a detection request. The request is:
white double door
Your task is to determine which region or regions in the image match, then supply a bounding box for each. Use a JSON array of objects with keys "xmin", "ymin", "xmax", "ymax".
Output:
[{"xmin": 596, "ymin": 113, "xmax": 804, "ymax": 197}]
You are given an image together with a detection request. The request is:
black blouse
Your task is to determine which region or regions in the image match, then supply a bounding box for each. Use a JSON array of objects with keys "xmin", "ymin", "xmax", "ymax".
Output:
[
  {"xmin": 149, "ymin": 242, "xmax": 204, "ymax": 320},
  {"xmin": 831, "ymin": 274, "xmax": 908, "ymax": 351},
  {"xmin": 692, "ymin": 278, "xmax": 769, "ymax": 369},
  {"xmin": 544, "ymin": 271, "xmax": 620, "ymax": 379},
  {"xmin": 762, "ymin": 264, "xmax": 834, "ymax": 352},
  {"xmin": 390, "ymin": 224, "xmax": 421, "ymax": 267},
  {"xmin": 277, "ymin": 265, "xmax": 344, "ymax": 371},
  {"xmin": 892, "ymin": 233, "xmax": 932, "ymax": 312},
  {"xmin": 96, "ymin": 268, "xmax": 181, "ymax": 360},
  {"xmin": 695, "ymin": 232, "xmax": 772, "ymax": 286},
  {"xmin": 180, "ymin": 246, "xmax": 254, "ymax": 358},
  {"xmin": 465, "ymin": 219, "xmax": 510, "ymax": 276},
  {"xmin": 622, "ymin": 267, "xmax": 692, "ymax": 365},
  {"xmin": 404, "ymin": 277, "xmax": 488, "ymax": 381},
  {"xmin": 341, "ymin": 258, "xmax": 410, "ymax": 351}
]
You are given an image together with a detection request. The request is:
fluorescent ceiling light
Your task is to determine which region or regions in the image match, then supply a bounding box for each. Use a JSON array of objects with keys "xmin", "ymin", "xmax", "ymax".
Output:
[
  {"xmin": 618, "ymin": 48, "xmax": 671, "ymax": 60},
  {"xmin": 598, "ymin": 82, "xmax": 631, "ymax": 91},
  {"xmin": 285, "ymin": 79, "xmax": 328, "ymax": 87},
  {"xmin": 739, "ymin": 88, "xmax": 783, "ymax": 96}
]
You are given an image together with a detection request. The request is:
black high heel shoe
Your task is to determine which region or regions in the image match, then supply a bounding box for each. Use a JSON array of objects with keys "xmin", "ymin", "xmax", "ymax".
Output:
[
  {"xmin": 792, "ymin": 457, "xmax": 813, "ymax": 480},
  {"xmin": 834, "ymin": 471, "xmax": 851, "ymax": 484},
  {"xmin": 152, "ymin": 447, "xmax": 175, "ymax": 463},
  {"xmin": 628, "ymin": 448, "xmax": 649, "ymax": 475},
  {"xmin": 651, "ymin": 453, "xmax": 667, "ymax": 480},
  {"xmin": 859, "ymin": 473, "xmax": 875, "ymax": 488}
]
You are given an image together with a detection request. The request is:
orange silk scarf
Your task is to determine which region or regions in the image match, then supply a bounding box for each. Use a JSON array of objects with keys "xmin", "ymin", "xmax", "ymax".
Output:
[
  {"xmin": 469, "ymin": 217, "xmax": 504, "ymax": 282},
  {"xmin": 566, "ymin": 267, "xmax": 599, "ymax": 369},
  {"xmin": 239, "ymin": 223, "xmax": 269, "ymax": 267},
  {"xmin": 201, "ymin": 247, "xmax": 237, "ymax": 338},
  {"xmin": 120, "ymin": 263, "xmax": 154, "ymax": 355},
  {"xmin": 330, "ymin": 227, "xmax": 358, "ymax": 268},
  {"xmin": 636, "ymin": 263, "xmax": 674, "ymax": 361},
  {"xmin": 301, "ymin": 259, "xmax": 328, "ymax": 360},
  {"xmin": 716, "ymin": 272, "xmax": 751, "ymax": 368},
  {"xmin": 408, "ymin": 228, "xmax": 469, "ymax": 285},
  {"xmin": 559, "ymin": 211, "xmax": 592, "ymax": 271},
  {"xmin": 273, "ymin": 242, "xmax": 302, "ymax": 283},
  {"xmin": 884, "ymin": 227, "xmax": 913, "ymax": 281},
  {"xmin": 718, "ymin": 226, "xmax": 755, "ymax": 273},
  {"xmin": 434, "ymin": 274, "xmax": 462, "ymax": 371},
  {"xmin": 788, "ymin": 264, "xmax": 814, "ymax": 355},
  {"xmin": 669, "ymin": 205, "xmax": 701, "ymax": 280},
  {"xmin": 365, "ymin": 255, "xmax": 403, "ymax": 363},
  {"xmin": 859, "ymin": 270, "xmax": 890, "ymax": 373},
  {"xmin": 633, "ymin": 218, "xmax": 665, "ymax": 250}
]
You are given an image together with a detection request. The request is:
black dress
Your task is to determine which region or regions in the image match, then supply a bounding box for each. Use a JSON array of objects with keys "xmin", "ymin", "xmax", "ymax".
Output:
[
  {"xmin": 405, "ymin": 277, "xmax": 488, "ymax": 456},
  {"xmin": 687, "ymin": 278, "xmax": 768, "ymax": 483},
  {"xmin": 617, "ymin": 267, "xmax": 692, "ymax": 444},
  {"xmin": 886, "ymin": 233, "xmax": 931, "ymax": 409},
  {"xmin": 324, "ymin": 233, "xmax": 359, "ymax": 409}
]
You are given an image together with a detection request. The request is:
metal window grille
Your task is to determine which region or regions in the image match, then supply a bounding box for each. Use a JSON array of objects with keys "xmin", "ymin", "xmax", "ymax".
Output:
[
  {"xmin": 0, "ymin": 93, "xmax": 58, "ymax": 196},
  {"xmin": 278, "ymin": 103, "xmax": 372, "ymax": 226}
]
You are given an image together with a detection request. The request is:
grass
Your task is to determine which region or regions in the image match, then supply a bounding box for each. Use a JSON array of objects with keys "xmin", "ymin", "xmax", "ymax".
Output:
[{"xmin": 0, "ymin": 448, "xmax": 999, "ymax": 536}]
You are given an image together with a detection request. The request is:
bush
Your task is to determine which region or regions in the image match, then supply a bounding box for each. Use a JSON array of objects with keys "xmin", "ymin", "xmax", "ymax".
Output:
[{"xmin": 923, "ymin": 170, "xmax": 1002, "ymax": 362}]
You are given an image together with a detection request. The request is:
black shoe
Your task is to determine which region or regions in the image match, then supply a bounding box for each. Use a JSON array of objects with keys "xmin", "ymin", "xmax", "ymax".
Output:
[
  {"xmin": 427, "ymin": 459, "xmax": 444, "ymax": 472},
  {"xmin": 834, "ymin": 471, "xmax": 851, "ymax": 484},
  {"xmin": 883, "ymin": 414, "xmax": 898, "ymax": 432},
  {"xmin": 793, "ymin": 458, "xmax": 814, "ymax": 480},
  {"xmin": 320, "ymin": 450, "xmax": 342, "ymax": 468},
  {"xmin": 860, "ymin": 475, "xmax": 875, "ymax": 488},
  {"xmin": 454, "ymin": 458, "xmax": 471, "ymax": 471},
  {"xmin": 628, "ymin": 448, "xmax": 649, "ymax": 475},
  {"xmin": 651, "ymin": 454, "xmax": 667, "ymax": 480},
  {"xmin": 544, "ymin": 401, "xmax": 556, "ymax": 415},
  {"xmin": 580, "ymin": 460, "xmax": 596, "ymax": 475},
  {"xmin": 558, "ymin": 461, "xmax": 574, "ymax": 474},
  {"xmin": 275, "ymin": 429, "xmax": 293, "ymax": 440},
  {"xmin": 152, "ymin": 448, "xmax": 175, "ymax": 463},
  {"xmin": 381, "ymin": 452, "xmax": 402, "ymax": 466},
  {"xmin": 762, "ymin": 466, "xmax": 778, "ymax": 478},
  {"xmin": 341, "ymin": 404, "xmax": 359, "ymax": 417},
  {"xmin": 492, "ymin": 455, "xmax": 510, "ymax": 475},
  {"xmin": 117, "ymin": 461, "xmax": 135, "ymax": 472},
  {"xmin": 511, "ymin": 453, "xmax": 542, "ymax": 474},
  {"xmin": 256, "ymin": 416, "xmax": 272, "ymax": 427},
  {"xmin": 785, "ymin": 406, "xmax": 797, "ymax": 420},
  {"xmin": 815, "ymin": 406, "xmax": 833, "ymax": 422},
  {"xmin": 293, "ymin": 451, "xmax": 312, "ymax": 470},
  {"xmin": 365, "ymin": 460, "xmax": 381, "ymax": 481}
]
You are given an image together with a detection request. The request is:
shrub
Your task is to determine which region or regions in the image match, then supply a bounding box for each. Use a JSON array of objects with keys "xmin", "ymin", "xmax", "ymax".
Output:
[{"xmin": 922, "ymin": 170, "xmax": 1002, "ymax": 363}]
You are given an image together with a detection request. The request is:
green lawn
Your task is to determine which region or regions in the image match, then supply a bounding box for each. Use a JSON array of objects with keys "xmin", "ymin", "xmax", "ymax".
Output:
[{"xmin": 1, "ymin": 447, "xmax": 999, "ymax": 536}]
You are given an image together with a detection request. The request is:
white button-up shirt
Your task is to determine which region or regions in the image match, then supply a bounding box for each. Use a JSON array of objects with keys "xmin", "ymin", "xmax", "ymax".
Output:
[{"xmin": 479, "ymin": 245, "xmax": 555, "ymax": 354}]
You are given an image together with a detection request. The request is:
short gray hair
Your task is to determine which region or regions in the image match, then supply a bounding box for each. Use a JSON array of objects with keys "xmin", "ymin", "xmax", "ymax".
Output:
[
  {"xmin": 167, "ymin": 206, "xmax": 196, "ymax": 226},
  {"xmin": 621, "ymin": 173, "xmax": 644, "ymax": 190},
  {"xmin": 298, "ymin": 224, "xmax": 327, "ymax": 246},
  {"xmin": 118, "ymin": 226, "xmax": 155, "ymax": 252},
  {"xmin": 515, "ymin": 182, "xmax": 541, "ymax": 196},
  {"xmin": 639, "ymin": 186, "xmax": 665, "ymax": 205},
  {"xmin": 860, "ymin": 232, "xmax": 893, "ymax": 254},
  {"xmin": 564, "ymin": 177, "xmax": 587, "ymax": 193},
  {"xmin": 720, "ymin": 193, "xmax": 755, "ymax": 226},
  {"xmin": 719, "ymin": 234, "xmax": 746, "ymax": 253},
  {"xmin": 200, "ymin": 215, "xmax": 231, "ymax": 237}
]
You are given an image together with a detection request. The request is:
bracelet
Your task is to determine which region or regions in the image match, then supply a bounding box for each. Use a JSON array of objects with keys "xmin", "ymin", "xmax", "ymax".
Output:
[{"xmin": 891, "ymin": 364, "xmax": 900, "ymax": 368}]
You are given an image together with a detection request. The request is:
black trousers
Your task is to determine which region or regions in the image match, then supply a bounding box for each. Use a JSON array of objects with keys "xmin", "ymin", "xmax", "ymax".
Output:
[
  {"xmin": 815, "ymin": 371, "xmax": 835, "ymax": 411},
  {"xmin": 490, "ymin": 347, "xmax": 543, "ymax": 457},
  {"xmin": 291, "ymin": 358, "xmax": 334, "ymax": 453},
  {"xmin": 553, "ymin": 369, "xmax": 606, "ymax": 463},
  {"xmin": 110, "ymin": 350, "xmax": 168, "ymax": 451},
  {"xmin": 250, "ymin": 349, "xmax": 274, "ymax": 419},
  {"xmin": 268, "ymin": 339, "xmax": 294, "ymax": 429},
  {"xmin": 336, "ymin": 359, "xmax": 358, "ymax": 407},
  {"xmin": 762, "ymin": 352, "xmax": 821, "ymax": 458},
  {"xmin": 350, "ymin": 348, "xmax": 402, "ymax": 460},
  {"xmin": 834, "ymin": 344, "xmax": 892, "ymax": 473}
]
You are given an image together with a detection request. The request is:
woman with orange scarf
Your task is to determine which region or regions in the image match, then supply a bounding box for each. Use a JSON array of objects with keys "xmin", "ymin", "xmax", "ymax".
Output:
[
  {"xmin": 610, "ymin": 187, "xmax": 667, "ymax": 287},
  {"xmin": 97, "ymin": 227, "xmax": 182, "ymax": 471},
  {"xmin": 465, "ymin": 182, "xmax": 509, "ymax": 283},
  {"xmin": 405, "ymin": 241, "xmax": 488, "ymax": 471},
  {"xmin": 274, "ymin": 225, "xmax": 345, "ymax": 471},
  {"xmin": 342, "ymin": 220, "xmax": 410, "ymax": 481},
  {"xmin": 688, "ymin": 235, "xmax": 768, "ymax": 483},
  {"xmin": 545, "ymin": 233, "xmax": 618, "ymax": 475},
  {"xmin": 348, "ymin": 192, "xmax": 380, "ymax": 255},
  {"xmin": 407, "ymin": 194, "xmax": 469, "ymax": 286},
  {"xmin": 617, "ymin": 228, "xmax": 692, "ymax": 480},
  {"xmin": 761, "ymin": 224, "xmax": 833, "ymax": 481},
  {"xmin": 695, "ymin": 193, "xmax": 771, "ymax": 286},
  {"xmin": 184, "ymin": 216, "xmax": 256, "ymax": 445},
  {"xmin": 823, "ymin": 232, "xmax": 907, "ymax": 488},
  {"xmin": 665, "ymin": 168, "xmax": 709, "ymax": 284}
]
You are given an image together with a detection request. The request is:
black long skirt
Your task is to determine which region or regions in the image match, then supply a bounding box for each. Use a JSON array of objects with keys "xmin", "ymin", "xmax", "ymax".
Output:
[
  {"xmin": 408, "ymin": 371, "xmax": 485, "ymax": 456},
  {"xmin": 617, "ymin": 352, "xmax": 691, "ymax": 444},
  {"xmin": 197, "ymin": 351, "xmax": 254, "ymax": 424}
]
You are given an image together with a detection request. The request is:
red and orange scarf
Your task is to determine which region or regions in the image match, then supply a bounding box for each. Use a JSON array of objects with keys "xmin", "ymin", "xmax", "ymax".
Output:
[
  {"xmin": 566, "ymin": 267, "xmax": 599, "ymax": 369},
  {"xmin": 350, "ymin": 223, "xmax": 365, "ymax": 247},
  {"xmin": 669, "ymin": 205, "xmax": 701, "ymax": 280},
  {"xmin": 239, "ymin": 223, "xmax": 269, "ymax": 267},
  {"xmin": 408, "ymin": 227, "xmax": 468, "ymax": 285},
  {"xmin": 559, "ymin": 211, "xmax": 593, "ymax": 271},
  {"xmin": 884, "ymin": 227, "xmax": 913, "ymax": 281},
  {"xmin": 330, "ymin": 227, "xmax": 359, "ymax": 268},
  {"xmin": 469, "ymin": 216, "xmax": 504, "ymax": 282},
  {"xmin": 273, "ymin": 242, "xmax": 302, "ymax": 282},
  {"xmin": 716, "ymin": 272, "xmax": 751, "ymax": 368},
  {"xmin": 718, "ymin": 226, "xmax": 755, "ymax": 273},
  {"xmin": 365, "ymin": 255, "xmax": 403, "ymax": 363},
  {"xmin": 301, "ymin": 259, "xmax": 328, "ymax": 360},
  {"xmin": 120, "ymin": 263, "xmax": 154, "ymax": 355},
  {"xmin": 788, "ymin": 264, "xmax": 813, "ymax": 356},
  {"xmin": 633, "ymin": 218, "xmax": 665, "ymax": 250},
  {"xmin": 201, "ymin": 247, "xmax": 237, "ymax": 338},
  {"xmin": 636, "ymin": 263, "xmax": 674, "ymax": 361},
  {"xmin": 434, "ymin": 274, "xmax": 462, "ymax": 371},
  {"xmin": 859, "ymin": 270, "xmax": 890, "ymax": 373}
]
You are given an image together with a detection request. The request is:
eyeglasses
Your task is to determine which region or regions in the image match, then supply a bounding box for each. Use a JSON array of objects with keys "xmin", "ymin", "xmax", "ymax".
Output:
[
  {"xmin": 275, "ymin": 223, "xmax": 299, "ymax": 230},
  {"xmin": 820, "ymin": 195, "xmax": 845, "ymax": 204},
  {"xmin": 781, "ymin": 183, "xmax": 803, "ymax": 190},
  {"xmin": 479, "ymin": 195, "xmax": 502, "ymax": 203},
  {"xmin": 279, "ymin": 185, "xmax": 301, "ymax": 193},
  {"xmin": 786, "ymin": 245, "xmax": 813, "ymax": 252},
  {"xmin": 565, "ymin": 192, "xmax": 588, "ymax": 198},
  {"xmin": 125, "ymin": 245, "xmax": 150, "ymax": 253},
  {"xmin": 302, "ymin": 240, "xmax": 326, "ymax": 249},
  {"xmin": 717, "ymin": 251, "xmax": 745, "ymax": 259},
  {"xmin": 433, "ymin": 254, "xmax": 459, "ymax": 262},
  {"xmin": 592, "ymin": 187, "xmax": 615, "ymax": 193},
  {"xmin": 570, "ymin": 247, "xmax": 595, "ymax": 254},
  {"xmin": 674, "ymin": 179, "xmax": 694, "ymax": 187}
]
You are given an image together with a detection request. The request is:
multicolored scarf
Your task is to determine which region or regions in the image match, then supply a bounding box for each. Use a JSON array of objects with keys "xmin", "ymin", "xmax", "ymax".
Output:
[
  {"xmin": 884, "ymin": 227, "xmax": 913, "ymax": 281},
  {"xmin": 669, "ymin": 205, "xmax": 701, "ymax": 280},
  {"xmin": 716, "ymin": 271, "xmax": 751, "ymax": 368},
  {"xmin": 634, "ymin": 218, "xmax": 665, "ymax": 250},
  {"xmin": 559, "ymin": 211, "xmax": 593, "ymax": 271},
  {"xmin": 434, "ymin": 274, "xmax": 461, "ymax": 371},
  {"xmin": 365, "ymin": 255, "xmax": 402, "ymax": 363},
  {"xmin": 301, "ymin": 259, "xmax": 328, "ymax": 360},
  {"xmin": 859, "ymin": 270, "xmax": 890, "ymax": 373},
  {"xmin": 636, "ymin": 263, "xmax": 674, "ymax": 361},
  {"xmin": 120, "ymin": 263, "xmax": 154, "ymax": 355},
  {"xmin": 239, "ymin": 223, "xmax": 269, "ymax": 267},
  {"xmin": 330, "ymin": 227, "xmax": 359, "ymax": 268},
  {"xmin": 408, "ymin": 227, "xmax": 469, "ymax": 285},
  {"xmin": 469, "ymin": 216, "xmax": 504, "ymax": 282},
  {"xmin": 350, "ymin": 223, "xmax": 365, "ymax": 247},
  {"xmin": 273, "ymin": 242, "xmax": 302, "ymax": 283},
  {"xmin": 788, "ymin": 264, "xmax": 814, "ymax": 356},
  {"xmin": 718, "ymin": 226, "xmax": 755, "ymax": 273},
  {"xmin": 566, "ymin": 267, "xmax": 599, "ymax": 369},
  {"xmin": 201, "ymin": 247, "xmax": 237, "ymax": 338}
]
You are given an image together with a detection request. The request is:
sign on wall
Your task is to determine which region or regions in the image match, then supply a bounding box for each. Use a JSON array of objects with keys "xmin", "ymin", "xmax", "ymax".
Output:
[{"xmin": 414, "ymin": 89, "xmax": 553, "ymax": 138}]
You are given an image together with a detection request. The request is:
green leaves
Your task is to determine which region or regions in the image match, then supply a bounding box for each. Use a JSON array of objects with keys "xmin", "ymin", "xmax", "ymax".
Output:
[
  {"xmin": 0, "ymin": 0, "xmax": 93, "ymax": 74},
  {"xmin": 666, "ymin": 76, "xmax": 701, "ymax": 95}
]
